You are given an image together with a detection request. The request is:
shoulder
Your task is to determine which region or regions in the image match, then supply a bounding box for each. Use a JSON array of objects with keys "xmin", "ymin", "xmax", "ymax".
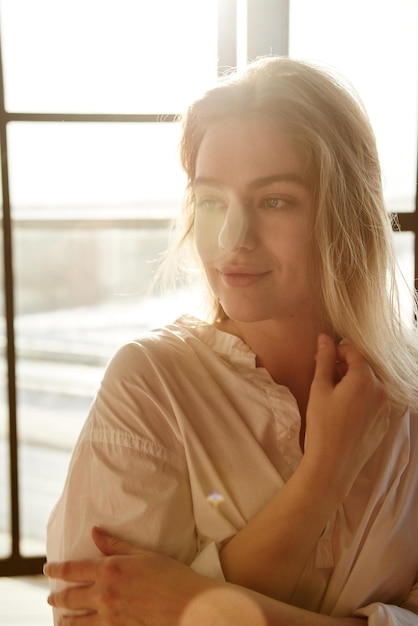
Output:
[
  {"xmin": 102, "ymin": 317, "xmax": 219, "ymax": 386},
  {"xmin": 86, "ymin": 320, "xmax": 215, "ymax": 444},
  {"xmin": 94, "ymin": 315, "xmax": 256, "ymax": 416}
]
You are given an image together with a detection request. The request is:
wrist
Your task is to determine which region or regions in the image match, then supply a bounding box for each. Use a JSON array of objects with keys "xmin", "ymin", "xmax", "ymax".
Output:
[{"xmin": 292, "ymin": 454, "xmax": 345, "ymax": 513}]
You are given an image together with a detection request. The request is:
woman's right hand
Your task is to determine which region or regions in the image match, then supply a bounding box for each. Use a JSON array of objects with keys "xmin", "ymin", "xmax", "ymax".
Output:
[
  {"xmin": 46, "ymin": 528, "xmax": 218, "ymax": 626},
  {"xmin": 303, "ymin": 333, "xmax": 391, "ymax": 505},
  {"xmin": 45, "ymin": 528, "xmax": 366, "ymax": 626}
]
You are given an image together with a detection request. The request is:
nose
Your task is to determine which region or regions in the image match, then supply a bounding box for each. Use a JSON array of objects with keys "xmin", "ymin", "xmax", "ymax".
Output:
[{"xmin": 217, "ymin": 197, "xmax": 256, "ymax": 252}]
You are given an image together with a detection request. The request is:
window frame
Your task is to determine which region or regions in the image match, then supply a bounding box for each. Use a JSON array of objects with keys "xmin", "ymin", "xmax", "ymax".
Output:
[{"xmin": 0, "ymin": 0, "xmax": 240, "ymax": 578}]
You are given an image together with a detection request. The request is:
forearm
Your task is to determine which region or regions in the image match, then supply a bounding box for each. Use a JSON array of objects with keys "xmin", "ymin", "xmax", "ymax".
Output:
[
  {"xmin": 186, "ymin": 581, "xmax": 366, "ymax": 626},
  {"xmin": 45, "ymin": 533, "xmax": 369, "ymax": 626},
  {"xmin": 220, "ymin": 338, "xmax": 390, "ymax": 603},
  {"xmin": 220, "ymin": 455, "xmax": 341, "ymax": 601}
]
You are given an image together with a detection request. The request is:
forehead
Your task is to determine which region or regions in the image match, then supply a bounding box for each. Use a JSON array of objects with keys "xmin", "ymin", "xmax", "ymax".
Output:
[{"xmin": 195, "ymin": 116, "xmax": 307, "ymax": 185}]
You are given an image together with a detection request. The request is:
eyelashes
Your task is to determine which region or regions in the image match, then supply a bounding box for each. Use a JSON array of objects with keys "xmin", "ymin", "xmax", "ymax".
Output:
[
  {"xmin": 261, "ymin": 196, "xmax": 293, "ymax": 210},
  {"xmin": 196, "ymin": 197, "xmax": 226, "ymax": 211},
  {"xmin": 195, "ymin": 195, "xmax": 295, "ymax": 212}
]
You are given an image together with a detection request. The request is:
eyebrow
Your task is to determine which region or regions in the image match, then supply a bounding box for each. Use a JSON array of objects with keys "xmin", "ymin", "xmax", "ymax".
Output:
[{"xmin": 193, "ymin": 173, "xmax": 308, "ymax": 190}]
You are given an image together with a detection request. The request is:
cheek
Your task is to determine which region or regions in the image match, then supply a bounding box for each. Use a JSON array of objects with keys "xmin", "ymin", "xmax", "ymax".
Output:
[
  {"xmin": 194, "ymin": 211, "xmax": 224, "ymax": 262},
  {"xmin": 264, "ymin": 225, "xmax": 314, "ymax": 274}
]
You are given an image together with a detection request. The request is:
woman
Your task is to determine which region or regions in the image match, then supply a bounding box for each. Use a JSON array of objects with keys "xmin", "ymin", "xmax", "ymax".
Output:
[{"xmin": 45, "ymin": 56, "xmax": 418, "ymax": 625}]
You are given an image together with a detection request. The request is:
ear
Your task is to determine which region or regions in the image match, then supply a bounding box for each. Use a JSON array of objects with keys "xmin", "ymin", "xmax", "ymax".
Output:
[{"xmin": 92, "ymin": 526, "xmax": 142, "ymax": 556}]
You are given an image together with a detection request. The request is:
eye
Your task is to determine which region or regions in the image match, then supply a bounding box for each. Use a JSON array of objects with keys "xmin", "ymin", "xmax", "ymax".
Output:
[
  {"xmin": 261, "ymin": 196, "xmax": 288, "ymax": 210},
  {"xmin": 196, "ymin": 196, "xmax": 225, "ymax": 211}
]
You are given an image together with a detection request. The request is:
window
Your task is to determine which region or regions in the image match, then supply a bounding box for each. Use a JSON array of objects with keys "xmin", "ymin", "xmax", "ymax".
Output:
[
  {"xmin": 1, "ymin": 0, "xmax": 417, "ymax": 577},
  {"xmin": 0, "ymin": 0, "xmax": 235, "ymax": 576},
  {"xmin": 289, "ymin": 0, "xmax": 418, "ymax": 321}
]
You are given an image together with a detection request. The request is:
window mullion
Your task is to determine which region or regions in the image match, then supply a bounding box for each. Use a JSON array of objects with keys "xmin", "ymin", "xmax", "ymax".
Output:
[{"xmin": 0, "ymin": 24, "xmax": 21, "ymax": 573}]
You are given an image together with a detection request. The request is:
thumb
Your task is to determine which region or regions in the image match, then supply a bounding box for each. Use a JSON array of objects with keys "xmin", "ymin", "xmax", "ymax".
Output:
[
  {"xmin": 312, "ymin": 334, "xmax": 337, "ymax": 389},
  {"xmin": 92, "ymin": 526, "xmax": 142, "ymax": 556}
]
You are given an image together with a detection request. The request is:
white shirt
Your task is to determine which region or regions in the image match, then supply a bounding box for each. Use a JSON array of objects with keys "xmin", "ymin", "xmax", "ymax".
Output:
[{"xmin": 47, "ymin": 316, "xmax": 418, "ymax": 625}]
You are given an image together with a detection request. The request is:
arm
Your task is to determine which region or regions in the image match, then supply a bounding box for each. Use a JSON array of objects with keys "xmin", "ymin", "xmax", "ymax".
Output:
[
  {"xmin": 220, "ymin": 335, "xmax": 391, "ymax": 601},
  {"xmin": 46, "ymin": 343, "xmax": 198, "ymax": 624},
  {"xmin": 45, "ymin": 337, "xmax": 417, "ymax": 624},
  {"xmin": 45, "ymin": 530, "xmax": 366, "ymax": 626}
]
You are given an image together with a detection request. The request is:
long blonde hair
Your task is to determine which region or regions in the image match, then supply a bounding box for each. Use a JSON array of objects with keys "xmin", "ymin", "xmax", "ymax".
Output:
[{"xmin": 166, "ymin": 56, "xmax": 418, "ymax": 415}]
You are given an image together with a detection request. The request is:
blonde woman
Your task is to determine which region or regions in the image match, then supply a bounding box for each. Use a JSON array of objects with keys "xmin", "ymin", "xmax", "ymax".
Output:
[{"xmin": 45, "ymin": 57, "xmax": 418, "ymax": 625}]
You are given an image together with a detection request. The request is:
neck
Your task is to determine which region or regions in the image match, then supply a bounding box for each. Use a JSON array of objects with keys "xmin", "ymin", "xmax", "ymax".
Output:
[{"xmin": 218, "ymin": 316, "xmax": 330, "ymax": 426}]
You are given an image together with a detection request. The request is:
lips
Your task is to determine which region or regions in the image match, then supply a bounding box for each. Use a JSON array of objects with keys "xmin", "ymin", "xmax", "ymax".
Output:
[{"xmin": 217, "ymin": 265, "xmax": 270, "ymax": 287}]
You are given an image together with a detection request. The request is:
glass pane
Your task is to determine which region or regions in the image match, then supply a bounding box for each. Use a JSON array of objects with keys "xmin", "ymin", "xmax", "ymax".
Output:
[
  {"xmin": 0, "ymin": 225, "xmax": 11, "ymax": 559},
  {"xmin": 289, "ymin": 0, "xmax": 418, "ymax": 213},
  {"xmin": 0, "ymin": 165, "xmax": 10, "ymax": 559},
  {"xmin": 394, "ymin": 231, "xmax": 416, "ymax": 327},
  {"xmin": 8, "ymin": 122, "xmax": 186, "ymax": 216},
  {"xmin": 13, "ymin": 223, "xmax": 199, "ymax": 556},
  {"xmin": 0, "ymin": 442, "xmax": 11, "ymax": 558},
  {"xmin": 6, "ymin": 119, "xmax": 191, "ymax": 558},
  {"xmin": 0, "ymin": 0, "xmax": 218, "ymax": 113}
]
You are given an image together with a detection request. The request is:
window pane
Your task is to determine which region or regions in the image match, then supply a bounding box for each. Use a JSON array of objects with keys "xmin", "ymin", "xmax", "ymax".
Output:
[
  {"xmin": 0, "ymin": 0, "xmax": 218, "ymax": 113},
  {"xmin": 289, "ymin": 0, "xmax": 418, "ymax": 212},
  {"xmin": 13, "ymin": 223, "xmax": 199, "ymax": 555},
  {"xmin": 7, "ymin": 112, "xmax": 191, "ymax": 559},
  {"xmin": 0, "ymin": 231, "xmax": 11, "ymax": 558},
  {"xmin": 8, "ymin": 122, "xmax": 186, "ymax": 216},
  {"xmin": 2, "ymin": 0, "xmax": 217, "ymax": 560},
  {"xmin": 0, "ymin": 170, "xmax": 11, "ymax": 558},
  {"xmin": 0, "ymin": 436, "xmax": 11, "ymax": 558},
  {"xmin": 394, "ymin": 231, "xmax": 416, "ymax": 327}
]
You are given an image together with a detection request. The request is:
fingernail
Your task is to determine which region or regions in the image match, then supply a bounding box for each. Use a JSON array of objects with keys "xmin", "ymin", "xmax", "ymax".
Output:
[{"xmin": 317, "ymin": 333, "xmax": 330, "ymax": 349}]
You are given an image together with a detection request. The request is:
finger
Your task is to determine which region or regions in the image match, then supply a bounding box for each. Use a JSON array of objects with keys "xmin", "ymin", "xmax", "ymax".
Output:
[
  {"xmin": 313, "ymin": 334, "xmax": 337, "ymax": 388},
  {"xmin": 335, "ymin": 359, "xmax": 348, "ymax": 382},
  {"xmin": 92, "ymin": 526, "xmax": 141, "ymax": 556},
  {"xmin": 44, "ymin": 559, "xmax": 99, "ymax": 583},
  {"xmin": 48, "ymin": 584, "xmax": 94, "ymax": 610},
  {"xmin": 335, "ymin": 345, "xmax": 388, "ymax": 409},
  {"xmin": 335, "ymin": 343, "xmax": 369, "ymax": 369},
  {"xmin": 335, "ymin": 345, "xmax": 384, "ymax": 394}
]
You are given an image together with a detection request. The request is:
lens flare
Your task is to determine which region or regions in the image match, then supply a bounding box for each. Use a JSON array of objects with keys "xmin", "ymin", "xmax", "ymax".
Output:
[{"xmin": 206, "ymin": 492, "xmax": 225, "ymax": 507}]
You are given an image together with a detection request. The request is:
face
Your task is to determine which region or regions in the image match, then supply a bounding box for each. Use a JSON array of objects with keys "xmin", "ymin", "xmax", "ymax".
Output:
[{"xmin": 193, "ymin": 116, "xmax": 318, "ymax": 324}]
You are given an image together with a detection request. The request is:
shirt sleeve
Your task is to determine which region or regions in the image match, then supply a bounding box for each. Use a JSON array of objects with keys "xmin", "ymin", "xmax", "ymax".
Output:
[
  {"xmin": 46, "ymin": 341, "xmax": 200, "ymax": 624},
  {"xmin": 354, "ymin": 580, "xmax": 418, "ymax": 624},
  {"xmin": 190, "ymin": 540, "xmax": 226, "ymax": 581}
]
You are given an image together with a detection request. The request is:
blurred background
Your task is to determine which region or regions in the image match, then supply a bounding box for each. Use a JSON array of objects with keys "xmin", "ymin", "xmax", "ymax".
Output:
[{"xmin": 0, "ymin": 0, "xmax": 416, "ymax": 623}]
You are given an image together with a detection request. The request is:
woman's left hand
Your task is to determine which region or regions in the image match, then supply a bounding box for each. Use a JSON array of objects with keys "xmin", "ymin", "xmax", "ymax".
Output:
[{"xmin": 45, "ymin": 527, "xmax": 215, "ymax": 626}]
